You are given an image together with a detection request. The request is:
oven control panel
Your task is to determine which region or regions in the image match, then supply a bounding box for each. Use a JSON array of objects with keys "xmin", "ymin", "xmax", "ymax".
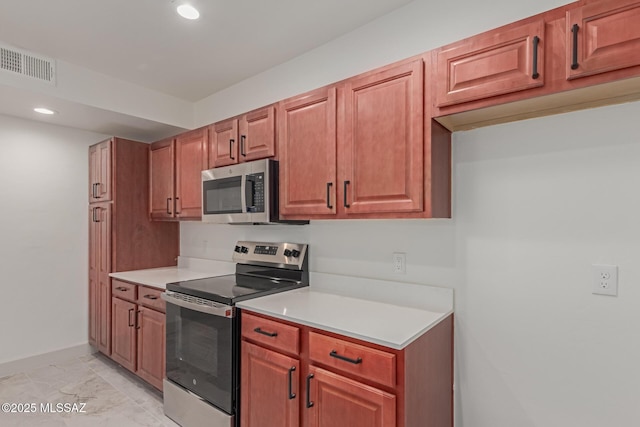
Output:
[{"xmin": 233, "ymin": 241, "xmax": 308, "ymax": 269}]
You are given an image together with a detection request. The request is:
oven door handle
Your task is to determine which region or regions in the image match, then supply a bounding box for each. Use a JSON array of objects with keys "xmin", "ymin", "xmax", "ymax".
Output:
[{"xmin": 161, "ymin": 292, "xmax": 235, "ymax": 318}]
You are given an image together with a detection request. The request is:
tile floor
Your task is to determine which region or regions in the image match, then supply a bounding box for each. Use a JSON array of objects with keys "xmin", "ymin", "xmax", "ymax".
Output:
[{"xmin": 0, "ymin": 352, "xmax": 179, "ymax": 427}]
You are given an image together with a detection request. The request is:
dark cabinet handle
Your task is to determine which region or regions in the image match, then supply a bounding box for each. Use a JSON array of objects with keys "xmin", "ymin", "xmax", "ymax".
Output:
[
  {"xmin": 143, "ymin": 294, "xmax": 158, "ymax": 300},
  {"xmin": 254, "ymin": 327, "xmax": 277, "ymax": 337},
  {"xmin": 92, "ymin": 183, "xmax": 98, "ymax": 199},
  {"xmin": 175, "ymin": 197, "xmax": 181, "ymax": 215},
  {"xmin": 532, "ymin": 36, "xmax": 540, "ymax": 79},
  {"xmin": 306, "ymin": 374, "xmax": 314, "ymax": 408},
  {"xmin": 343, "ymin": 180, "xmax": 350, "ymax": 208},
  {"xmin": 92, "ymin": 207, "xmax": 97, "ymax": 223},
  {"xmin": 128, "ymin": 308, "xmax": 134, "ymax": 327},
  {"xmin": 135, "ymin": 310, "xmax": 141, "ymax": 330},
  {"xmin": 93, "ymin": 208, "xmax": 101, "ymax": 223},
  {"xmin": 115, "ymin": 286, "xmax": 128, "ymax": 292},
  {"xmin": 229, "ymin": 139, "xmax": 235, "ymax": 160},
  {"xmin": 288, "ymin": 367, "xmax": 296, "ymax": 400},
  {"xmin": 329, "ymin": 350, "xmax": 362, "ymax": 365},
  {"xmin": 240, "ymin": 135, "xmax": 246, "ymax": 157},
  {"xmin": 166, "ymin": 198, "xmax": 172, "ymax": 215},
  {"xmin": 571, "ymin": 24, "xmax": 579, "ymax": 70},
  {"xmin": 326, "ymin": 182, "xmax": 333, "ymax": 209},
  {"xmin": 96, "ymin": 183, "xmax": 101, "ymax": 198}
]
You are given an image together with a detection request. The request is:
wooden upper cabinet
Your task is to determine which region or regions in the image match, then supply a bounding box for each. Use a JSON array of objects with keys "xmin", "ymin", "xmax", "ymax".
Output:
[
  {"xmin": 209, "ymin": 106, "xmax": 277, "ymax": 168},
  {"xmin": 340, "ymin": 59, "xmax": 424, "ymax": 215},
  {"xmin": 209, "ymin": 118, "xmax": 239, "ymax": 168},
  {"xmin": 239, "ymin": 106, "xmax": 277, "ymax": 161},
  {"xmin": 307, "ymin": 366, "xmax": 396, "ymax": 427},
  {"xmin": 175, "ymin": 128, "xmax": 208, "ymax": 219},
  {"xmin": 279, "ymin": 87, "xmax": 337, "ymax": 217},
  {"xmin": 89, "ymin": 139, "xmax": 112, "ymax": 203},
  {"xmin": 149, "ymin": 139, "xmax": 176, "ymax": 220},
  {"xmin": 567, "ymin": 0, "xmax": 640, "ymax": 80},
  {"xmin": 436, "ymin": 20, "xmax": 545, "ymax": 107}
]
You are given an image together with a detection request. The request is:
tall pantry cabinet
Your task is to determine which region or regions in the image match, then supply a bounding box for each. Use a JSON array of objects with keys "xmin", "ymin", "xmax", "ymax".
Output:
[{"xmin": 88, "ymin": 137, "xmax": 179, "ymax": 356}]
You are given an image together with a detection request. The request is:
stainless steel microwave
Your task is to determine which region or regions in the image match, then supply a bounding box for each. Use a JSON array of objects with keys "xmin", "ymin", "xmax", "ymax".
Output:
[{"xmin": 202, "ymin": 159, "xmax": 305, "ymax": 224}]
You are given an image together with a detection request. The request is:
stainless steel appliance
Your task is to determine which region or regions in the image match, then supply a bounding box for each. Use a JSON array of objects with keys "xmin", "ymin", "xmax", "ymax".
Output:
[
  {"xmin": 202, "ymin": 159, "xmax": 305, "ymax": 224},
  {"xmin": 162, "ymin": 241, "xmax": 309, "ymax": 427}
]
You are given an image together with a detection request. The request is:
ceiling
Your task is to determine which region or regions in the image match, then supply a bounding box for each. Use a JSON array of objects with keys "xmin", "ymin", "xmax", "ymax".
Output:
[{"xmin": 0, "ymin": 0, "xmax": 413, "ymax": 102}]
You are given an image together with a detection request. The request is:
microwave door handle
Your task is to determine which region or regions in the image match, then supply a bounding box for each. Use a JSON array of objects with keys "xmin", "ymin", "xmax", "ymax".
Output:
[
  {"xmin": 246, "ymin": 177, "xmax": 255, "ymax": 209},
  {"xmin": 240, "ymin": 175, "xmax": 247, "ymax": 214}
]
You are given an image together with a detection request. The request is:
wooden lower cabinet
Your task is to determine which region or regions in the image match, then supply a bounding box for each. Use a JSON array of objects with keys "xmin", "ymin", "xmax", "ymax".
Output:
[
  {"xmin": 307, "ymin": 366, "xmax": 396, "ymax": 427},
  {"xmin": 241, "ymin": 341, "xmax": 300, "ymax": 427},
  {"xmin": 110, "ymin": 281, "xmax": 166, "ymax": 391},
  {"xmin": 136, "ymin": 306, "xmax": 166, "ymax": 390},
  {"xmin": 111, "ymin": 297, "xmax": 137, "ymax": 372},
  {"xmin": 240, "ymin": 311, "xmax": 453, "ymax": 427}
]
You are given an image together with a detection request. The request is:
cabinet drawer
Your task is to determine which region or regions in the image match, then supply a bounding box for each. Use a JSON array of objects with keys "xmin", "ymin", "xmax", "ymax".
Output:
[
  {"xmin": 241, "ymin": 312, "xmax": 300, "ymax": 356},
  {"xmin": 112, "ymin": 280, "xmax": 137, "ymax": 302},
  {"xmin": 137, "ymin": 286, "xmax": 165, "ymax": 312},
  {"xmin": 309, "ymin": 332, "xmax": 396, "ymax": 388}
]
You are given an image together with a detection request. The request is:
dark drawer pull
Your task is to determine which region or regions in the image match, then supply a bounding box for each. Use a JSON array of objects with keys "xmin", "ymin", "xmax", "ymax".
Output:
[
  {"xmin": 229, "ymin": 139, "xmax": 235, "ymax": 160},
  {"xmin": 571, "ymin": 24, "xmax": 579, "ymax": 70},
  {"xmin": 326, "ymin": 182, "xmax": 333, "ymax": 209},
  {"xmin": 128, "ymin": 308, "xmax": 134, "ymax": 327},
  {"xmin": 306, "ymin": 374, "xmax": 314, "ymax": 408},
  {"xmin": 254, "ymin": 327, "xmax": 278, "ymax": 337},
  {"xmin": 343, "ymin": 180, "xmax": 350, "ymax": 208},
  {"xmin": 115, "ymin": 286, "xmax": 128, "ymax": 292},
  {"xmin": 532, "ymin": 36, "xmax": 540, "ymax": 79},
  {"xmin": 288, "ymin": 366, "xmax": 296, "ymax": 400},
  {"xmin": 329, "ymin": 350, "xmax": 362, "ymax": 365},
  {"xmin": 143, "ymin": 294, "xmax": 158, "ymax": 300}
]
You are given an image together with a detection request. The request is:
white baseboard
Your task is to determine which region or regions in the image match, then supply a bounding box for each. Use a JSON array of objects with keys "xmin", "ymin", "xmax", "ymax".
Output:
[{"xmin": 0, "ymin": 343, "xmax": 95, "ymax": 378}]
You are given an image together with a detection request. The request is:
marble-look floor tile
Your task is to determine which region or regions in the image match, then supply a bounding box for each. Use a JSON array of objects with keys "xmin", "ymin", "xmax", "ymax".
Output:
[{"xmin": 1, "ymin": 352, "xmax": 181, "ymax": 427}]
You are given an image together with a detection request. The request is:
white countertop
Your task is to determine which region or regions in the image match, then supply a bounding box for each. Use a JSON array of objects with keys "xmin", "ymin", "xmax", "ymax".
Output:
[
  {"xmin": 109, "ymin": 257, "xmax": 235, "ymax": 289},
  {"xmin": 236, "ymin": 285, "xmax": 453, "ymax": 350}
]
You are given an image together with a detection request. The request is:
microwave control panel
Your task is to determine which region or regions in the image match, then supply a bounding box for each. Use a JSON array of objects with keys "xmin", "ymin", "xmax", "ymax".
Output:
[{"xmin": 247, "ymin": 173, "xmax": 264, "ymax": 212}]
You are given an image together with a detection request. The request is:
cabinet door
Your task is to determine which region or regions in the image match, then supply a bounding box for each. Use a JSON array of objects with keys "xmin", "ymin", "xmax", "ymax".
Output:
[
  {"xmin": 88, "ymin": 207, "xmax": 99, "ymax": 347},
  {"xmin": 436, "ymin": 20, "xmax": 544, "ymax": 106},
  {"xmin": 341, "ymin": 59, "xmax": 424, "ymax": 215},
  {"xmin": 175, "ymin": 128, "xmax": 208, "ymax": 219},
  {"xmin": 279, "ymin": 87, "xmax": 337, "ymax": 217},
  {"xmin": 209, "ymin": 119, "xmax": 239, "ymax": 167},
  {"xmin": 307, "ymin": 366, "xmax": 396, "ymax": 427},
  {"xmin": 96, "ymin": 203, "xmax": 112, "ymax": 355},
  {"xmin": 136, "ymin": 307, "xmax": 165, "ymax": 390},
  {"xmin": 149, "ymin": 139, "xmax": 175, "ymax": 220},
  {"xmin": 239, "ymin": 105, "xmax": 276, "ymax": 162},
  {"xmin": 111, "ymin": 297, "xmax": 137, "ymax": 372},
  {"xmin": 89, "ymin": 139, "xmax": 112, "ymax": 202},
  {"xmin": 567, "ymin": 0, "xmax": 640, "ymax": 80},
  {"xmin": 241, "ymin": 341, "xmax": 300, "ymax": 427}
]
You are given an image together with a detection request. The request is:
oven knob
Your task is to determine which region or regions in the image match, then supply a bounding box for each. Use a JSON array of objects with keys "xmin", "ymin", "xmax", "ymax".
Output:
[
  {"xmin": 283, "ymin": 249, "xmax": 292, "ymax": 257},
  {"xmin": 291, "ymin": 249, "xmax": 301, "ymax": 258},
  {"xmin": 234, "ymin": 245, "xmax": 241, "ymax": 253},
  {"xmin": 241, "ymin": 246, "xmax": 249, "ymax": 254}
]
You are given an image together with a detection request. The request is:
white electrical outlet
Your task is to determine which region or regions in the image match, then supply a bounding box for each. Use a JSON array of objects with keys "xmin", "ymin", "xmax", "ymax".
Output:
[
  {"xmin": 592, "ymin": 264, "xmax": 618, "ymax": 296},
  {"xmin": 393, "ymin": 252, "xmax": 406, "ymax": 274}
]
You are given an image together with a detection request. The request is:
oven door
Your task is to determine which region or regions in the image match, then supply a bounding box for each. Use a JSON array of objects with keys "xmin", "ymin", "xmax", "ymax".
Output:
[{"xmin": 163, "ymin": 292, "xmax": 237, "ymax": 415}]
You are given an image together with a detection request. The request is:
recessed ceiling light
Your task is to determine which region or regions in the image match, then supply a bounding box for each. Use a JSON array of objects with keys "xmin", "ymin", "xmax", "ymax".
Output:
[
  {"xmin": 177, "ymin": 4, "xmax": 200, "ymax": 20},
  {"xmin": 34, "ymin": 107, "xmax": 56, "ymax": 115}
]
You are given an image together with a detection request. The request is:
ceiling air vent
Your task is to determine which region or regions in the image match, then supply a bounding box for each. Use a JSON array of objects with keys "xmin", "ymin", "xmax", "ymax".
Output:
[{"xmin": 0, "ymin": 44, "xmax": 56, "ymax": 85}]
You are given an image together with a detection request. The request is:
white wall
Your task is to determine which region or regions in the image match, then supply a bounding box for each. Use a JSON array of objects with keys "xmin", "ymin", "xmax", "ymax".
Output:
[
  {"xmin": 183, "ymin": 100, "xmax": 640, "ymax": 426},
  {"xmin": 0, "ymin": 114, "xmax": 108, "ymax": 365}
]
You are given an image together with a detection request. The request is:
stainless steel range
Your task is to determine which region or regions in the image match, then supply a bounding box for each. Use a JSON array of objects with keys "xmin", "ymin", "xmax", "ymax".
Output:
[{"xmin": 162, "ymin": 241, "xmax": 308, "ymax": 427}]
